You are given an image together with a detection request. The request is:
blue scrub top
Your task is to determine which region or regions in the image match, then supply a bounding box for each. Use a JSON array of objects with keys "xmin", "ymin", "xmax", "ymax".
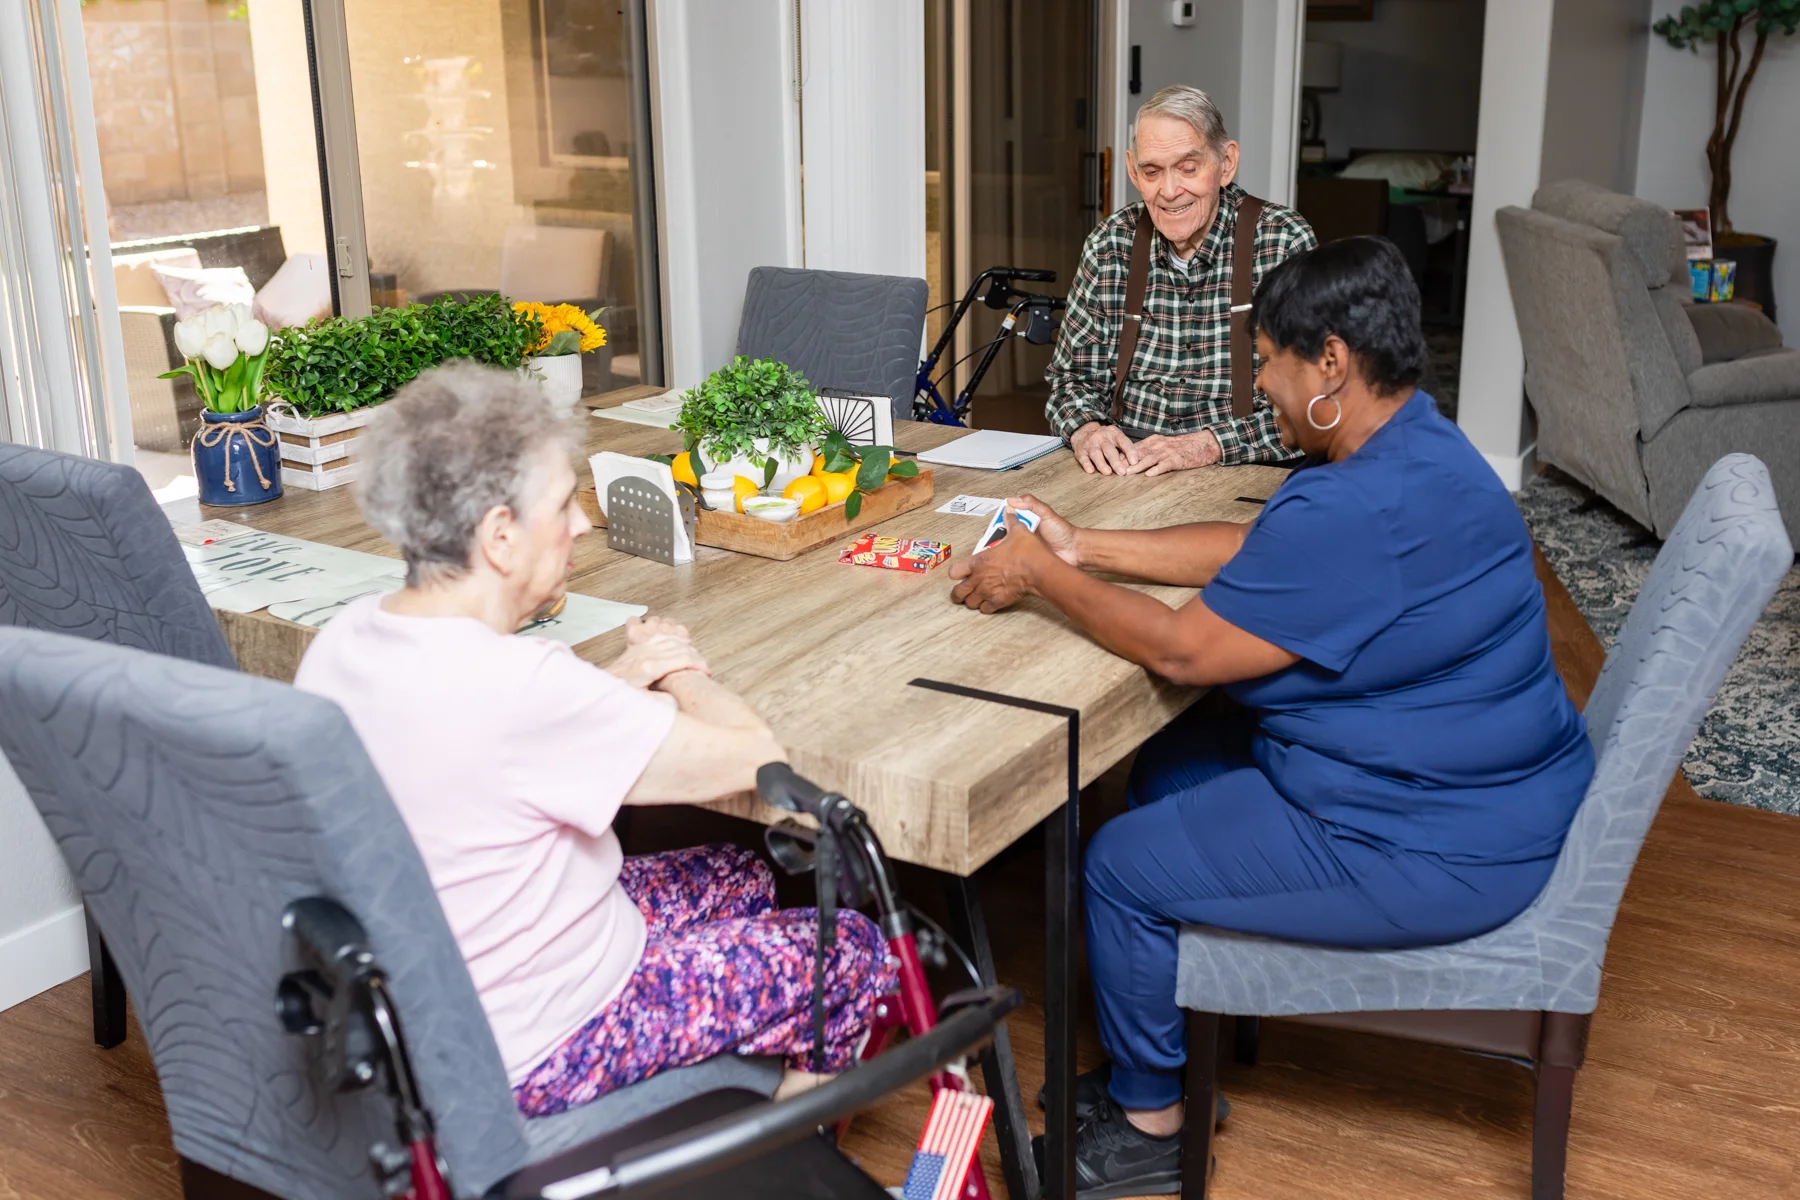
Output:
[{"xmin": 1202, "ymin": 390, "xmax": 1593, "ymax": 864}]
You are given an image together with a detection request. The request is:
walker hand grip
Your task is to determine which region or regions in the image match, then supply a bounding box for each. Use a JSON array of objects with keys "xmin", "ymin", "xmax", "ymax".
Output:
[{"xmin": 756, "ymin": 762, "xmax": 827, "ymax": 815}]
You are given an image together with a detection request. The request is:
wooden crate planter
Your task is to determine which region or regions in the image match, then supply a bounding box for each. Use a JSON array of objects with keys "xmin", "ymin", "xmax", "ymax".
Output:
[
  {"xmin": 580, "ymin": 468, "xmax": 935, "ymax": 561},
  {"xmin": 264, "ymin": 405, "xmax": 378, "ymax": 491}
]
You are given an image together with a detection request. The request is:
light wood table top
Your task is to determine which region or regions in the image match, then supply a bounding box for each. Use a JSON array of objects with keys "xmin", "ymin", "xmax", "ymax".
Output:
[{"xmin": 180, "ymin": 407, "xmax": 1288, "ymax": 876}]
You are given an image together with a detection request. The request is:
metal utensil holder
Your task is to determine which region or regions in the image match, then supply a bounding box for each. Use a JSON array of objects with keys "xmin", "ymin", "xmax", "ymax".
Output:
[{"xmin": 606, "ymin": 478, "xmax": 697, "ymax": 565}]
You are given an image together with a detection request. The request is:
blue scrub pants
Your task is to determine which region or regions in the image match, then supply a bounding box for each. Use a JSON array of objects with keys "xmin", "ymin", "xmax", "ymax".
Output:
[{"xmin": 1084, "ymin": 706, "xmax": 1557, "ymax": 1111}]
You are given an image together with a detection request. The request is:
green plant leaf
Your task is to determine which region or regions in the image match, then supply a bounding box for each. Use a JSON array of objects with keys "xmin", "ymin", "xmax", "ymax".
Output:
[
  {"xmin": 855, "ymin": 447, "xmax": 891, "ymax": 492},
  {"xmin": 763, "ymin": 458, "xmax": 778, "ymax": 487},
  {"xmin": 887, "ymin": 459, "xmax": 920, "ymax": 477},
  {"xmin": 544, "ymin": 329, "xmax": 584, "ymax": 356},
  {"xmin": 844, "ymin": 490, "xmax": 863, "ymax": 521}
]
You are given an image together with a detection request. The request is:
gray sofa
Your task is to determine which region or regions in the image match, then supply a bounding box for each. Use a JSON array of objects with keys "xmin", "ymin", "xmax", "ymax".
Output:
[{"xmin": 1496, "ymin": 180, "xmax": 1800, "ymax": 541}]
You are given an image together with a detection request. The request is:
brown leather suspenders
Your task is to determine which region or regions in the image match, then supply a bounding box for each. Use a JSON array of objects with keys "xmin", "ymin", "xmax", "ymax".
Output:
[{"xmin": 1108, "ymin": 193, "xmax": 1266, "ymax": 426}]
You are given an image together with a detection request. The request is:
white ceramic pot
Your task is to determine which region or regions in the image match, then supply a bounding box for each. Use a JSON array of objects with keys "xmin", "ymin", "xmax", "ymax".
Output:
[
  {"xmin": 527, "ymin": 353, "xmax": 584, "ymax": 413},
  {"xmin": 698, "ymin": 437, "xmax": 815, "ymax": 494}
]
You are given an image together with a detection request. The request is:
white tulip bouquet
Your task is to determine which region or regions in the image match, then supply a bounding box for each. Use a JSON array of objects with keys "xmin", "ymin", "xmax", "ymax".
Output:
[{"xmin": 159, "ymin": 303, "xmax": 273, "ymax": 414}]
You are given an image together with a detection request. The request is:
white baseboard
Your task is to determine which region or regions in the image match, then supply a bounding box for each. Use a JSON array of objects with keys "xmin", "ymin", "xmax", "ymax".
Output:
[
  {"xmin": 0, "ymin": 904, "xmax": 90, "ymax": 1012},
  {"xmin": 1482, "ymin": 443, "xmax": 1538, "ymax": 493}
]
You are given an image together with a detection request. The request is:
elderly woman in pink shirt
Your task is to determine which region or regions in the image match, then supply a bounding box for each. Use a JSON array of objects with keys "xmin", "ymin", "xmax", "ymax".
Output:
[{"xmin": 295, "ymin": 362, "xmax": 893, "ymax": 1116}]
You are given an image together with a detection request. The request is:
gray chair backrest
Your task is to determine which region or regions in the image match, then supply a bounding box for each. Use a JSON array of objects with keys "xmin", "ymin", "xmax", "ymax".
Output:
[
  {"xmin": 0, "ymin": 629, "xmax": 529, "ymax": 1199},
  {"xmin": 736, "ymin": 267, "xmax": 928, "ymax": 422},
  {"xmin": 1527, "ymin": 453, "xmax": 1789, "ymax": 1005},
  {"xmin": 0, "ymin": 444, "xmax": 235, "ymax": 670}
]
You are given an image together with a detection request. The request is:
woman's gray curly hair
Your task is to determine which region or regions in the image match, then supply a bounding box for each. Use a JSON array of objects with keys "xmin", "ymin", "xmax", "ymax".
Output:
[{"xmin": 355, "ymin": 361, "xmax": 578, "ymax": 586}]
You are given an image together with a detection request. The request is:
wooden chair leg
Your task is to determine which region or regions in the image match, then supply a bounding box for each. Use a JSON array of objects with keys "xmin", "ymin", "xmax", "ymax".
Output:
[
  {"xmin": 86, "ymin": 910, "xmax": 127, "ymax": 1049},
  {"xmin": 1233, "ymin": 1015, "xmax": 1260, "ymax": 1066},
  {"xmin": 1180, "ymin": 1011, "xmax": 1220, "ymax": 1200},
  {"xmin": 1531, "ymin": 1062, "xmax": 1575, "ymax": 1200}
]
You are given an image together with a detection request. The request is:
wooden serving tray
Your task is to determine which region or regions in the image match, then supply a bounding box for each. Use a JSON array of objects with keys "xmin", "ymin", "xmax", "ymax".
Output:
[{"xmin": 579, "ymin": 468, "xmax": 935, "ymax": 562}]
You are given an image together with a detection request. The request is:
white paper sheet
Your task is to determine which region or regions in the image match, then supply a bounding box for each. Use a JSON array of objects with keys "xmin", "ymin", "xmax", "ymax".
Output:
[
  {"xmin": 514, "ymin": 592, "xmax": 648, "ymax": 647},
  {"xmin": 185, "ymin": 531, "xmax": 404, "ymax": 613},
  {"xmin": 591, "ymin": 406, "xmax": 679, "ymax": 430}
]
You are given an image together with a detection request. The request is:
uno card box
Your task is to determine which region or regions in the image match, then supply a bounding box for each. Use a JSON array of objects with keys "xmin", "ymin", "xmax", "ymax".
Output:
[{"xmin": 838, "ymin": 535, "xmax": 951, "ymax": 572}]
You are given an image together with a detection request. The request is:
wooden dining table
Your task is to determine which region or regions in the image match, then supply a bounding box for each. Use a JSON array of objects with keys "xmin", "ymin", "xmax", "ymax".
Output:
[{"xmin": 167, "ymin": 394, "xmax": 1289, "ymax": 1200}]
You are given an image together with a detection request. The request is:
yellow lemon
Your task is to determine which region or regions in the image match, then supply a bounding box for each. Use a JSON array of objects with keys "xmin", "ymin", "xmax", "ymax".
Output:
[
  {"xmin": 731, "ymin": 475, "xmax": 760, "ymax": 513},
  {"xmin": 810, "ymin": 453, "xmax": 829, "ymax": 477},
  {"xmin": 782, "ymin": 475, "xmax": 827, "ymax": 515},
  {"xmin": 819, "ymin": 470, "xmax": 856, "ymax": 504},
  {"xmin": 671, "ymin": 451, "xmax": 698, "ymax": 488}
]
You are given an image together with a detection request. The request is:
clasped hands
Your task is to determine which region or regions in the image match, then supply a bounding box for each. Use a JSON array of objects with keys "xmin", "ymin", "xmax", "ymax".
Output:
[
  {"xmin": 607, "ymin": 615, "xmax": 711, "ymax": 689},
  {"xmin": 948, "ymin": 495, "xmax": 1079, "ymax": 614},
  {"xmin": 1070, "ymin": 421, "xmax": 1220, "ymax": 476}
]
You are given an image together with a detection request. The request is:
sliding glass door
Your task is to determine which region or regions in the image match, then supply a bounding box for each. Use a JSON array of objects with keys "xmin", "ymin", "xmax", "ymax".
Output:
[{"xmin": 306, "ymin": 0, "xmax": 662, "ymax": 395}]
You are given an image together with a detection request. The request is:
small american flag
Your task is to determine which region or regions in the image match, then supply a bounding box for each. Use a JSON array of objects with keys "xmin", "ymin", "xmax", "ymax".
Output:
[{"xmin": 900, "ymin": 1087, "xmax": 993, "ymax": 1200}]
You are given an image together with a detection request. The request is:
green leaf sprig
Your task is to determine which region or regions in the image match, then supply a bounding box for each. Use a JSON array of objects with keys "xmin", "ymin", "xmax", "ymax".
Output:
[
  {"xmin": 262, "ymin": 293, "xmax": 543, "ymax": 418},
  {"xmin": 819, "ymin": 428, "xmax": 919, "ymax": 519}
]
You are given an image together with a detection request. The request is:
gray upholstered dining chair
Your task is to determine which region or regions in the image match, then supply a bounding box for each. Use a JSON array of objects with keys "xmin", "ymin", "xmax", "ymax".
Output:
[
  {"xmin": 0, "ymin": 628, "xmax": 779, "ymax": 1200},
  {"xmin": 1173, "ymin": 453, "xmax": 1791, "ymax": 1200},
  {"xmin": 0, "ymin": 443, "xmax": 237, "ymax": 1050},
  {"xmin": 736, "ymin": 266, "xmax": 928, "ymax": 423}
]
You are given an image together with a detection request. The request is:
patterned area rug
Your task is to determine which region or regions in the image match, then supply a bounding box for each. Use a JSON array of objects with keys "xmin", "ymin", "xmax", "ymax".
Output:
[{"xmin": 1518, "ymin": 470, "xmax": 1800, "ymax": 815}]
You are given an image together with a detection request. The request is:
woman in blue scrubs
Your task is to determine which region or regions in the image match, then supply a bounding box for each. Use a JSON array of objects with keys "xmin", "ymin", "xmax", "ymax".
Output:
[{"xmin": 948, "ymin": 236, "xmax": 1594, "ymax": 1198}]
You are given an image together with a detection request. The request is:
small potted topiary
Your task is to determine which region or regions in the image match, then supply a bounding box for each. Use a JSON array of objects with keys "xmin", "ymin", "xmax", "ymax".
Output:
[{"xmin": 674, "ymin": 357, "xmax": 827, "ymax": 493}]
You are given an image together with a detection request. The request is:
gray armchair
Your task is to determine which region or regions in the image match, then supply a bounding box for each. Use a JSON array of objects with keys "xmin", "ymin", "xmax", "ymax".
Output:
[
  {"xmin": 1496, "ymin": 180, "xmax": 1800, "ymax": 542},
  {"xmin": 0, "ymin": 628, "xmax": 779, "ymax": 1199},
  {"xmin": 1173, "ymin": 454, "xmax": 1790, "ymax": 1200}
]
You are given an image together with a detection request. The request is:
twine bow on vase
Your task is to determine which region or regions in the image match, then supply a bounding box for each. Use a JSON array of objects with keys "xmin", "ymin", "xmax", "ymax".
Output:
[{"xmin": 191, "ymin": 418, "xmax": 278, "ymax": 494}]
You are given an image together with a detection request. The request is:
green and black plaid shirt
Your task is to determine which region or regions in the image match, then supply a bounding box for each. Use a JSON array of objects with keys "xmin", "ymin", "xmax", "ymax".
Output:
[{"xmin": 1045, "ymin": 184, "xmax": 1316, "ymax": 464}]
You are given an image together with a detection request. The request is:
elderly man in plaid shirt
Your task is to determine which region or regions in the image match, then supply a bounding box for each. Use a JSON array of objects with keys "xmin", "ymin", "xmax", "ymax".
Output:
[{"xmin": 1048, "ymin": 85, "xmax": 1316, "ymax": 475}]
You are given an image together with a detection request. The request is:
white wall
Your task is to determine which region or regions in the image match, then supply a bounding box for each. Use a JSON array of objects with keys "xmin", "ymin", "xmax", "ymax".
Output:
[
  {"xmin": 1123, "ymin": 0, "xmax": 1302, "ymax": 205},
  {"xmin": 1455, "ymin": 0, "xmax": 1556, "ymax": 486},
  {"xmin": 245, "ymin": 0, "xmax": 327, "ymax": 257},
  {"xmin": 1634, "ymin": 28, "xmax": 1800, "ymax": 341},
  {"xmin": 0, "ymin": 754, "xmax": 86, "ymax": 1013},
  {"xmin": 799, "ymin": 3, "xmax": 926, "ymax": 279},
  {"xmin": 1307, "ymin": 0, "xmax": 1487, "ymax": 160},
  {"xmin": 1539, "ymin": 0, "xmax": 1651, "ymax": 194},
  {"xmin": 650, "ymin": 0, "xmax": 802, "ymax": 390}
]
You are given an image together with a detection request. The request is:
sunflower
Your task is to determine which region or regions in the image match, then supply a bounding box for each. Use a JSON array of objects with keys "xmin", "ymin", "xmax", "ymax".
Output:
[{"xmin": 513, "ymin": 301, "xmax": 607, "ymax": 356}]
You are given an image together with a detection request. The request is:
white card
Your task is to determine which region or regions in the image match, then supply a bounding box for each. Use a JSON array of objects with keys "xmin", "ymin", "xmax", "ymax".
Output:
[
  {"xmin": 936, "ymin": 494, "xmax": 1006, "ymax": 517},
  {"xmin": 973, "ymin": 506, "xmax": 1041, "ymax": 554}
]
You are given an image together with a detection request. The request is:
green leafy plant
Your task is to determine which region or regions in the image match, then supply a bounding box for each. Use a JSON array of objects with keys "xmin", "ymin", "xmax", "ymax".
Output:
[
  {"xmin": 818, "ymin": 428, "xmax": 919, "ymax": 520},
  {"xmin": 1655, "ymin": 0, "xmax": 1800, "ymax": 237},
  {"xmin": 674, "ymin": 357, "xmax": 828, "ymax": 475},
  {"xmin": 262, "ymin": 293, "xmax": 542, "ymax": 418}
]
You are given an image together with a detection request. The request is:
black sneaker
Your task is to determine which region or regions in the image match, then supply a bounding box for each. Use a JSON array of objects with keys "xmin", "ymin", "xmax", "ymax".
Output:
[
  {"xmin": 1029, "ymin": 1094, "xmax": 1186, "ymax": 1199},
  {"xmin": 1037, "ymin": 1062, "xmax": 1231, "ymax": 1126}
]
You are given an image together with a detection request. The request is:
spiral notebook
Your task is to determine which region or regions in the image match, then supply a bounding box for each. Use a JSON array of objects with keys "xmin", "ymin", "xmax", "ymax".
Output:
[{"xmin": 915, "ymin": 430, "xmax": 1064, "ymax": 471}]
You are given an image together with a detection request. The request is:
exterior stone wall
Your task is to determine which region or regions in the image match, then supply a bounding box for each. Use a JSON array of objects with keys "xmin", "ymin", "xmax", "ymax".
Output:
[{"xmin": 82, "ymin": 0, "xmax": 265, "ymax": 205}]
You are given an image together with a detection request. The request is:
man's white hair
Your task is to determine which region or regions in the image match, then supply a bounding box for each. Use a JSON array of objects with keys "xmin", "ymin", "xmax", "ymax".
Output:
[{"xmin": 1132, "ymin": 85, "xmax": 1230, "ymax": 157}]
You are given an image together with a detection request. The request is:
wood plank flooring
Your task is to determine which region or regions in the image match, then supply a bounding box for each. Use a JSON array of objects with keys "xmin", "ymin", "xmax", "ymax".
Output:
[{"xmin": 3, "ymin": 550, "xmax": 1799, "ymax": 1199}]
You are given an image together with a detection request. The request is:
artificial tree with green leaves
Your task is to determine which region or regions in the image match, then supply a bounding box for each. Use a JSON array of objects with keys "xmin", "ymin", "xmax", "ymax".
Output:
[{"xmin": 1654, "ymin": 0, "xmax": 1800, "ymax": 239}]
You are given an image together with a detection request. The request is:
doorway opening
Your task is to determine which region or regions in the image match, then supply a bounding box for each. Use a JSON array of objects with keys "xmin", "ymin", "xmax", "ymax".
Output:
[
  {"xmin": 1294, "ymin": 0, "xmax": 1484, "ymax": 421},
  {"xmin": 926, "ymin": 0, "xmax": 1101, "ymax": 435}
]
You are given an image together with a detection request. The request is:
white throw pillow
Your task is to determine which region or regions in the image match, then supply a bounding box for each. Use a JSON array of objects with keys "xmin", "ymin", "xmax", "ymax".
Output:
[
  {"xmin": 113, "ymin": 248, "xmax": 203, "ymax": 307},
  {"xmin": 151, "ymin": 263, "xmax": 256, "ymax": 321},
  {"xmin": 253, "ymin": 253, "xmax": 333, "ymax": 329},
  {"xmin": 1337, "ymin": 151, "xmax": 1456, "ymax": 192}
]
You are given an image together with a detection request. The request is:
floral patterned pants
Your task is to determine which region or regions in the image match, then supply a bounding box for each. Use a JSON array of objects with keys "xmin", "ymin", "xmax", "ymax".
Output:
[{"xmin": 512, "ymin": 843, "xmax": 897, "ymax": 1117}]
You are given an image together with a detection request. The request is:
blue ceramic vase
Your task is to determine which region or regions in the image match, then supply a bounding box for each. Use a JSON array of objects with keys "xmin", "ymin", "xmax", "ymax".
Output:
[{"xmin": 192, "ymin": 406, "xmax": 284, "ymax": 506}]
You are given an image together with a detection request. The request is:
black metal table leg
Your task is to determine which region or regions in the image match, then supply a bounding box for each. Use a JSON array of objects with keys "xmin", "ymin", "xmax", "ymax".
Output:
[
  {"xmin": 87, "ymin": 909, "xmax": 126, "ymax": 1049},
  {"xmin": 1042, "ymin": 794, "xmax": 1079, "ymax": 1200},
  {"xmin": 945, "ymin": 876, "xmax": 1038, "ymax": 1200}
]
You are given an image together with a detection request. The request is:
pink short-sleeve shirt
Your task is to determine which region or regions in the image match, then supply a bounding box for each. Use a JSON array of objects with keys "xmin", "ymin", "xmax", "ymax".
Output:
[{"xmin": 294, "ymin": 596, "xmax": 676, "ymax": 1082}]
